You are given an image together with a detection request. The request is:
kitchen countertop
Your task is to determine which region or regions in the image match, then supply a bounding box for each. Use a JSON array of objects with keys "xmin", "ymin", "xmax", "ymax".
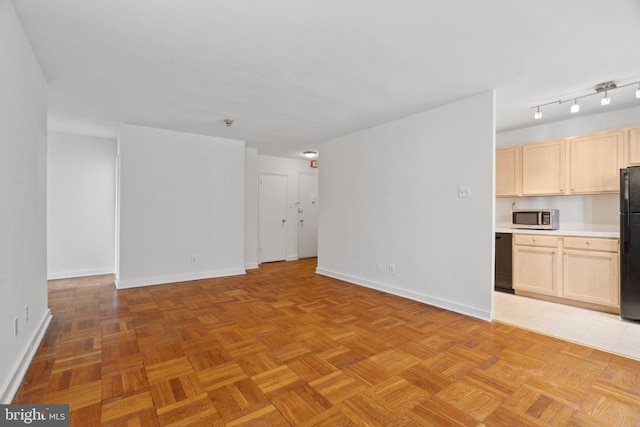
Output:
[{"xmin": 495, "ymin": 223, "xmax": 619, "ymax": 238}]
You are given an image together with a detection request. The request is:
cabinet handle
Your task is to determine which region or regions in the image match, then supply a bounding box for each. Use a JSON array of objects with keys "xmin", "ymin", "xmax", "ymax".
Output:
[{"xmin": 586, "ymin": 241, "xmax": 590, "ymax": 245}]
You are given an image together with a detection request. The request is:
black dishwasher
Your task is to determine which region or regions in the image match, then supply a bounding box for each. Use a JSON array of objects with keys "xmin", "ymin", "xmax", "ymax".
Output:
[{"xmin": 495, "ymin": 233, "xmax": 513, "ymax": 293}]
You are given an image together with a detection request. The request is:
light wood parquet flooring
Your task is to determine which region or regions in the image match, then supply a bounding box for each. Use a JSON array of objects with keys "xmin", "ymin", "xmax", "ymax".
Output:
[{"xmin": 13, "ymin": 258, "xmax": 640, "ymax": 426}]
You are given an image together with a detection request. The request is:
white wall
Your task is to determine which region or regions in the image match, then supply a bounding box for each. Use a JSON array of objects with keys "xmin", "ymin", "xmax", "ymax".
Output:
[
  {"xmin": 0, "ymin": 0, "xmax": 50, "ymax": 402},
  {"xmin": 245, "ymin": 148, "xmax": 259, "ymax": 269},
  {"xmin": 257, "ymin": 155, "xmax": 319, "ymax": 261},
  {"xmin": 117, "ymin": 124, "xmax": 246, "ymax": 288},
  {"xmin": 317, "ymin": 91, "xmax": 495, "ymax": 320},
  {"xmin": 496, "ymin": 105, "xmax": 640, "ymax": 227},
  {"xmin": 47, "ymin": 132, "xmax": 117, "ymax": 278}
]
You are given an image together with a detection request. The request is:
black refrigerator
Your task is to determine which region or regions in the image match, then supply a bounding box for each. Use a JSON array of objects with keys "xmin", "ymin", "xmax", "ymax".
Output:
[{"xmin": 620, "ymin": 167, "xmax": 640, "ymax": 320}]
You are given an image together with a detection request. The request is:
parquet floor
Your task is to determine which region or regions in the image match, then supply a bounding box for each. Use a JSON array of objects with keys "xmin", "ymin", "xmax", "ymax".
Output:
[{"xmin": 13, "ymin": 258, "xmax": 640, "ymax": 426}]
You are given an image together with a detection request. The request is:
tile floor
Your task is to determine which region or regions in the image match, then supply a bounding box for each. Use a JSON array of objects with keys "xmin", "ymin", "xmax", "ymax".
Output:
[{"xmin": 494, "ymin": 291, "xmax": 640, "ymax": 361}]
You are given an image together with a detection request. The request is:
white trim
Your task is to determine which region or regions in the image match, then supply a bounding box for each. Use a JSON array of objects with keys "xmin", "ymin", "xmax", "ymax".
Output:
[
  {"xmin": 47, "ymin": 268, "xmax": 114, "ymax": 280},
  {"xmin": 244, "ymin": 262, "xmax": 259, "ymax": 270},
  {"xmin": 286, "ymin": 255, "xmax": 299, "ymax": 261},
  {"xmin": 1, "ymin": 309, "xmax": 52, "ymax": 404},
  {"xmin": 116, "ymin": 268, "xmax": 246, "ymax": 289},
  {"xmin": 315, "ymin": 267, "xmax": 492, "ymax": 322}
]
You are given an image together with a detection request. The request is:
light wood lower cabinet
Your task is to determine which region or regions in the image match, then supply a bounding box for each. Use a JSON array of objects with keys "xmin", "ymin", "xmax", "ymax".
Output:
[
  {"xmin": 513, "ymin": 235, "xmax": 561, "ymax": 296},
  {"xmin": 562, "ymin": 237, "xmax": 619, "ymax": 308},
  {"xmin": 512, "ymin": 234, "xmax": 619, "ymax": 311}
]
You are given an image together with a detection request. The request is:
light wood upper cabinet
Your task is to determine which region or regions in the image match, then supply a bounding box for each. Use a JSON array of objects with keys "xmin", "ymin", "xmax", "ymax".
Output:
[
  {"xmin": 521, "ymin": 139, "xmax": 566, "ymax": 196},
  {"xmin": 497, "ymin": 125, "xmax": 634, "ymax": 197},
  {"xmin": 568, "ymin": 129, "xmax": 625, "ymax": 194},
  {"xmin": 496, "ymin": 146, "xmax": 521, "ymax": 197},
  {"xmin": 628, "ymin": 126, "xmax": 640, "ymax": 166}
]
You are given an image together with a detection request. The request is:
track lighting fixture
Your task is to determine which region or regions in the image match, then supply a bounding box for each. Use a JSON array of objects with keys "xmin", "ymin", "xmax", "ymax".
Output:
[
  {"xmin": 534, "ymin": 106, "xmax": 542, "ymax": 119},
  {"xmin": 570, "ymin": 99, "xmax": 580, "ymax": 114},
  {"xmin": 530, "ymin": 79, "xmax": 640, "ymax": 121}
]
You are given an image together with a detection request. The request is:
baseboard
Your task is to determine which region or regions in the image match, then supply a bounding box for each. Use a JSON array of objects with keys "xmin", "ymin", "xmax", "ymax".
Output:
[
  {"xmin": 244, "ymin": 262, "xmax": 259, "ymax": 270},
  {"xmin": 116, "ymin": 268, "xmax": 247, "ymax": 289},
  {"xmin": 48, "ymin": 268, "xmax": 114, "ymax": 280},
  {"xmin": 1, "ymin": 309, "xmax": 52, "ymax": 404},
  {"xmin": 315, "ymin": 267, "xmax": 491, "ymax": 321},
  {"xmin": 515, "ymin": 290, "xmax": 620, "ymax": 315}
]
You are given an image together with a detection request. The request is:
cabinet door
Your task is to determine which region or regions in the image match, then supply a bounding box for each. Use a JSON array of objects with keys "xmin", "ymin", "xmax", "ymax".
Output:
[
  {"xmin": 568, "ymin": 130, "xmax": 624, "ymax": 194},
  {"xmin": 522, "ymin": 139, "xmax": 566, "ymax": 196},
  {"xmin": 496, "ymin": 146, "xmax": 521, "ymax": 197},
  {"xmin": 513, "ymin": 245, "xmax": 561, "ymax": 296},
  {"xmin": 563, "ymin": 249, "xmax": 619, "ymax": 307},
  {"xmin": 628, "ymin": 126, "xmax": 640, "ymax": 166}
]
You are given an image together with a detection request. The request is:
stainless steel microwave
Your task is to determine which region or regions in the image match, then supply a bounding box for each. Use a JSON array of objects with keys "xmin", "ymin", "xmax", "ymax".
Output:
[{"xmin": 512, "ymin": 209, "xmax": 559, "ymax": 230}]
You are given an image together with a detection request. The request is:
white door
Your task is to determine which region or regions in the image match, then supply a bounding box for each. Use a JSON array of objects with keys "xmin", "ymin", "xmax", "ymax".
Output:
[
  {"xmin": 298, "ymin": 172, "xmax": 318, "ymax": 259},
  {"xmin": 259, "ymin": 173, "xmax": 288, "ymax": 263}
]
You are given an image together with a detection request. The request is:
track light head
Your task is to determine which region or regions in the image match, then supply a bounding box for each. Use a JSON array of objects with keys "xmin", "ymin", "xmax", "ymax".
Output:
[
  {"xmin": 570, "ymin": 100, "xmax": 580, "ymax": 113},
  {"xmin": 534, "ymin": 107, "xmax": 542, "ymax": 119}
]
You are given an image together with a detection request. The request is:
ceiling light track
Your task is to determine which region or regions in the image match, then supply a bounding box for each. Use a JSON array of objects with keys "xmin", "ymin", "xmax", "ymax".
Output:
[{"xmin": 530, "ymin": 80, "xmax": 640, "ymax": 120}]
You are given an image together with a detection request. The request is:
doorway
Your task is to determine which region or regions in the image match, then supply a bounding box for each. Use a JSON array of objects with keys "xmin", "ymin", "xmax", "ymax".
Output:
[{"xmin": 298, "ymin": 172, "xmax": 318, "ymax": 258}]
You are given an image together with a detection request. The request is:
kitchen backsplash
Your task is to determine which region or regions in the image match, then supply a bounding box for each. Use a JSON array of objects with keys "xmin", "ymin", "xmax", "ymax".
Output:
[{"xmin": 496, "ymin": 194, "xmax": 618, "ymax": 227}]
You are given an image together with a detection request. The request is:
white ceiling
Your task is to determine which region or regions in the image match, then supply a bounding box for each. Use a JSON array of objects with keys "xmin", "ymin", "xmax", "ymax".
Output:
[{"xmin": 11, "ymin": 0, "xmax": 640, "ymax": 159}]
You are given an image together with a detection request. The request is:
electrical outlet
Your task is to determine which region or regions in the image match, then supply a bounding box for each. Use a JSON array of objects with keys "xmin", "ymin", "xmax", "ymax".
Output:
[
  {"xmin": 25, "ymin": 305, "xmax": 29, "ymax": 323},
  {"xmin": 389, "ymin": 265, "xmax": 395, "ymax": 275},
  {"xmin": 458, "ymin": 186, "xmax": 471, "ymax": 198},
  {"xmin": 14, "ymin": 317, "xmax": 18, "ymax": 337},
  {"xmin": 376, "ymin": 262, "xmax": 382, "ymax": 272},
  {"xmin": 190, "ymin": 255, "xmax": 197, "ymax": 264}
]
